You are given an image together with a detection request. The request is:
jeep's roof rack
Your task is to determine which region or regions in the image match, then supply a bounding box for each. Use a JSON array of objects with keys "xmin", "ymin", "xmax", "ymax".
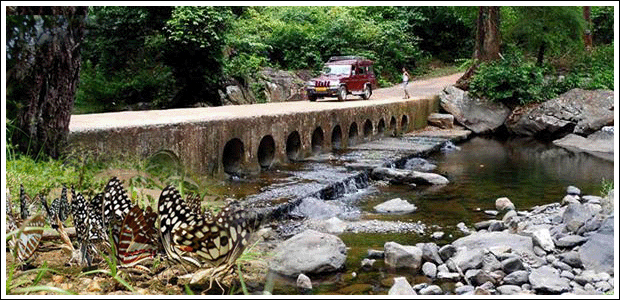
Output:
[{"xmin": 327, "ymin": 56, "xmax": 366, "ymax": 62}]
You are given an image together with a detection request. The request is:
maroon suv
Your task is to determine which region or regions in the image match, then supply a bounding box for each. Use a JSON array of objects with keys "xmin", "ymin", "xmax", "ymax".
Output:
[{"xmin": 306, "ymin": 56, "xmax": 378, "ymax": 101}]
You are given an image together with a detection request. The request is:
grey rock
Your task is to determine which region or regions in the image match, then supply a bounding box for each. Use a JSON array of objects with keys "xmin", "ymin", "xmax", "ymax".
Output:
[
  {"xmin": 296, "ymin": 273, "xmax": 312, "ymax": 290},
  {"xmin": 482, "ymin": 252, "xmax": 502, "ymax": 272},
  {"xmin": 488, "ymin": 221, "xmax": 505, "ymax": 232},
  {"xmin": 545, "ymin": 254, "xmax": 557, "ymax": 264},
  {"xmin": 440, "ymin": 85, "xmax": 511, "ymax": 134},
  {"xmin": 422, "ymin": 262, "xmax": 437, "ymax": 278},
  {"xmin": 452, "ymin": 232, "xmax": 535, "ymax": 261},
  {"xmin": 529, "ymin": 265, "xmax": 571, "ymax": 294},
  {"xmin": 554, "ymin": 130, "xmax": 614, "ymax": 162},
  {"xmin": 555, "ymin": 235, "xmax": 589, "ymax": 248},
  {"xmin": 388, "ymin": 277, "xmax": 416, "ymax": 295},
  {"xmin": 502, "ymin": 209, "xmax": 518, "ymax": 224},
  {"xmin": 371, "ymin": 167, "xmax": 449, "ymax": 186},
  {"xmin": 562, "ymin": 195, "xmax": 581, "ymax": 206},
  {"xmin": 412, "ymin": 282, "xmax": 428, "ymax": 291},
  {"xmin": 529, "ymin": 228, "xmax": 555, "ymax": 252},
  {"xmin": 418, "ymin": 284, "xmax": 443, "ymax": 295},
  {"xmin": 360, "ymin": 258, "xmax": 375, "ymax": 269},
  {"xmin": 567, "ymin": 185, "xmax": 582, "ymax": 196},
  {"xmin": 269, "ymin": 229, "xmax": 347, "ymax": 277},
  {"xmin": 454, "ymin": 285, "xmax": 474, "ymax": 295},
  {"xmin": 431, "ymin": 231, "xmax": 444, "ymax": 239},
  {"xmin": 506, "ymin": 89, "xmax": 614, "ymax": 138},
  {"xmin": 577, "ymin": 216, "xmax": 603, "ymax": 235},
  {"xmin": 465, "ymin": 269, "xmax": 496, "ymax": 286},
  {"xmin": 438, "ymin": 244, "xmax": 457, "ymax": 261},
  {"xmin": 582, "ymin": 195, "xmax": 603, "ymax": 204},
  {"xmin": 403, "ymin": 157, "xmax": 437, "ymax": 172},
  {"xmin": 502, "ymin": 257, "xmax": 525, "ymax": 274},
  {"xmin": 427, "ymin": 113, "xmax": 454, "ymax": 129},
  {"xmin": 437, "ymin": 271, "xmax": 461, "ymax": 281},
  {"xmin": 437, "ymin": 264, "xmax": 449, "ymax": 274},
  {"xmin": 552, "ymin": 260, "xmax": 573, "ymax": 272},
  {"xmin": 578, "ymin": 215, "xmax": 614, "ymax": 274},
  {"xmin": 594, "ymin": 281, "xmax": 612, "ymax": 293},
  {"xmin": 451, "ymin": 247, "xmax": 485, "ymax": 272},
  {"xmin": 456, "ymin": 222, "xmax": 472, "ymax": 235},
  {"xmin": 420, "ymin": 242, "xmax": 443, "ymax": 265},
  {"xmin": 384, "ymin": 242, "xmax": 423, "ymax": 271},
  {"xmin": 560, "ymin": 270, "xmax": 575, "ymax": 281},
  {"xmin": 563, "ymin": 203, "xmax": 596, "ymax": 233},
  {"xmin": 558, "ymin": 251, "xmax": 583, "ymax": 268},
  {"xmin": 495, "ymin": 197, "xmax": 516, "ymax": 212},
  {"xmin": 474, "ymin": 220, "xmax": 493, "ymax": 230},
  {"xmin": 374, "ymin": 198, "xmax": 417, "ymax": 214},
  {"xmin": 533, "ymin": 246, "xmax": 547, "ymax": 257},
  {"xmin": 497, "ymin": 285, "xmax": 522, "ymax": 295},
  {"xmin": 574, "ymin": 270, "xmax": 596, "ymax": 285},
  {"xmin": 367, "ymin": 249, "xmax": 384, "ymax": 259},
  {"xmin": 484, "ymin": 210, "xmax": 499, "ymax": 216}
]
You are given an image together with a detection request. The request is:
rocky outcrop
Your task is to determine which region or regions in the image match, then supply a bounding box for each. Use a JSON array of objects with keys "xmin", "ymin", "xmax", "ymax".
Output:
[
  {"xmin": 439, "ymin": 85, "xmax": 512, "ymax": 134},
  {"xmin": 553, "ymin": 126, "xmax": 614, "ymax": 162},
  {"xmin": 220, "ymin": 67, "xmax": 310, "ymax": 105},
  {"xmin": 371, "ymin": 167, "xmax": 449, "ymax": 186},
  {"xmin": 505, "ymin": 89, "xmax": 614, "ymax": 138}
]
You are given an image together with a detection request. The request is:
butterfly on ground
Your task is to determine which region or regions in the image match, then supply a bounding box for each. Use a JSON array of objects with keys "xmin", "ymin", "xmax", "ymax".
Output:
[
  {"xmin": 111, "ymin": 205, "xmax": 160, "ymax": 273},
  {"xmin": 157, "ymin": 185, "xmax": 262, "ymax": 270},
  {"xmin": 7, "ymin": 185, "xmax": 46, "ymax": 264}
]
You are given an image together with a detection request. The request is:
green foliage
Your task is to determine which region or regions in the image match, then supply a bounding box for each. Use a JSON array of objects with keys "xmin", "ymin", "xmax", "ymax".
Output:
[
  {"xmin": 470, "ymin": 43, "xmax": 614, "ymax": 105},
  {"xmin": 591, "ymin": 6, "xmax": 614, "ymax": 45}
]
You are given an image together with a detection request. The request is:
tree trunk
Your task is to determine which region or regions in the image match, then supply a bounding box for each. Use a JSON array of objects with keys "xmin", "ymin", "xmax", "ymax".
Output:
[
  {"xmin": 7, "ymin": 7, "xmax": 88, "ymax": 159},
  {"xmin": 583, "ymin": 6, "xmax": 593, "ymax": 50},
  {"xmin": 536, "ymin": 41, "xmax": 546, "ymax": 67},
  {"xmin": 456, "ymin": 6, "xmax": 501, "ymax": 90}
]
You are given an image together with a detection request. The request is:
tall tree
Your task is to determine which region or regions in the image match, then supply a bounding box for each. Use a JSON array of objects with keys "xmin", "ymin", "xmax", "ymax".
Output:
[
  {"xmin": 6, "ymin": 6, "xmax": 88, "ymax": 158},
  {"xmin": 455, "ymin": 6, "xmax": 501, "ymax": 90}
]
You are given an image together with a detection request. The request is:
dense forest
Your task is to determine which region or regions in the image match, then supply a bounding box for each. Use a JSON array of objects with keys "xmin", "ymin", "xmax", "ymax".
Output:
[
  {"xmin": 70, "ymin": 6, "xmax": 614, "ymax": 112},
  {"xmin": 5, "ymin": 6, "xmax": 615, "ymax": 158}
]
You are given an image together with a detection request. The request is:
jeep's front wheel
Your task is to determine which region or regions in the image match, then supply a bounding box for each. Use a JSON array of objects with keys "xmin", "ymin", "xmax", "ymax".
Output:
[
  {"xmin": 361, "ymin": 84, "xmax": 372, "ymax": 100},
  {"xmin": 308, "ymin": 94, "xmax": 317, "ymax": 102},
  {"xmin": 337, "ymin": 85, "xmax": 347, "ymax": 101}
]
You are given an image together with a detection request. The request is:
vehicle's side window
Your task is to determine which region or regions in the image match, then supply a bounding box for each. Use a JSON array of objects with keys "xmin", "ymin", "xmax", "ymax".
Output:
[{"xmin": 359, "ymin": 66, "xmax": 366, "ymax": 75}]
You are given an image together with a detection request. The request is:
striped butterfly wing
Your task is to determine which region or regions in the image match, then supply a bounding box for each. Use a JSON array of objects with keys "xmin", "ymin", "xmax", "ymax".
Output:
[
  {"xmin": 103, "ymin": 177, "xmax": 133, "ymax": 245},
  {"xmin": 158, "ymin": 185, "xmax": 260, "ymax": 268},
  {"xmin": 114, "ymin": 205, "xmax": 159, "ymax": 269},
  {"xmin": 15, "ymin": 214, "xmax": 45, "ymax": 263},
  {"xmin": 19, "ymin": 184, "xmax": 32, "ymax": 220},
  {"xmin": 158, "ymin": 185, "xmax": 202, "ymax": 268},
  {"xmin": 58, "ymin": 185, "xmax": 71, "ymax": 222}
]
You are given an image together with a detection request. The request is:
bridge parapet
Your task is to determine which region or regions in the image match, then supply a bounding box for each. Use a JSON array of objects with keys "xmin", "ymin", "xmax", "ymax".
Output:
[{"xmin": 68, "ymin": 97, "xmax": 439, "ymax": 177}]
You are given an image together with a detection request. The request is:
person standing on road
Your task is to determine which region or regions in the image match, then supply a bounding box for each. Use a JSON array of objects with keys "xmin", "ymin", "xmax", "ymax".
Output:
[{"xmin": 402, "ymin": 67, "xmax": 410, "ymax": 99}]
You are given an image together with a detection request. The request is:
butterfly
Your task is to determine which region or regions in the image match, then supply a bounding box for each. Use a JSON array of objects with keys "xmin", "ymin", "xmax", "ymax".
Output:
[
  {"xmin": 112, "ymin": 205, "xmax": 160, "ymax": 272},
  {"xmin": 8, "ymin": 185, "xmax": 45, "ymax": 264},
  {"xmin": 157, "ymin": 185, "xmax": 261, "ymax": 269}
]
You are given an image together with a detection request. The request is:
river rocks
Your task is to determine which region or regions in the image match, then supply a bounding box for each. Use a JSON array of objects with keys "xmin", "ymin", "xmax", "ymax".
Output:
[
  {"xmin": 501, "ymin": 257, "xmax": 525, "ymax": 274},
  {"xmin": 419, "ymin": 284, "xmax": 443, "ymax": 295},
  {"xmin": 505, "ymin": 88, "xmax": 614, "ymax": 138},
  {"xmin": 269, "ymin": 229, "xmax": 347, "ymax": 277},
  {"xmin": 296, "ymin": 273, "xmax": 312, "ymax": 290},
  {"xmin": 553, "ymin": 127, "xmax": 614, "ymax": 162},
  {"xmin": 403, "ymin": 157, "xmax": 437, "ymax": 172},
  {"xmin": 374, "ymin": 198, "xmax": 417, "ymax": 214},
  {"xmin": 384, "ymin": 242, "xmax": 423, "ymax": 271},
  {"xmin": 578, "ymin": 215, "xmax": 614, "ymax": 274},
  {"xmin": 439, "ymin": 85, "xmax": 511, "ymax": 134},
  {"xmin": 529, "ymin": 265, "xmax": 571, "ymax": 294},
  {"xmin": 502, "ymin": 270, "xmax": 530, "ymax": 286},
  {"xmin": 422, "ymin": 262, "xmax": 438, "ymax": 278},
  {"xmin": 495, "ymin": 197, "xmax": 515, "ymax": 212},
  {"xmin": 371, "ymin": 167, "xmax": 449, "ymax": 186},
  {"xmin": 452, "ymin": 232, "xmax": 536, "ymax": 259},
  {"xmin": 450, "ymin": 247, "xmax": 485, "ymax": 271},
  {"xmin": 388, "ymin": 277, "xmax": 416, "ymax": 295},
  {"xmin": 529, "ymin": 228, "xmax": 555, "ymax": 252},
  {"xmin": 438, "ymin": 244, "xmax": 457, "ymax": 261},
  {"xmin": 497, "ymin": 284, "xmax": 523, "ymax": 295}
]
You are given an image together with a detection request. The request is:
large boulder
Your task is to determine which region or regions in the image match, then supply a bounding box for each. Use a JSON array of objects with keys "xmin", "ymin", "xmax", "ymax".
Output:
[
  {"xmin": 388, "ymin": 277, "xmax": 417, "ymax": 295},
  {"xmin": 269, "ymin": 229, "xmax": 347, "ymax": 277},
  {"xmin": 528, "ymin": 265, "xmax": 571, "ymax": 294},
  {"xmin": 578, "ymin": 215, "xmax": 614, "ymax": 274},
  {"xmin": 374, "ymin": 198, "xmax": 417, "ymax": 214},
  {"xmin": 371, "ymin": 167, "xmax": 449, "ymax": 185},
  {"xmin": 439, "ymin": 85, "xmax": 511, "ymax": 134},
  {"xmin": 452, "ymin": 232, "xmax": 536, "ymax": 258},
  {"xmin": 384, "ymin": 242, "xmax": 423, "ymax": 272},
  {"xmin": 553, "ymin": 126, "xmax": 614, "ymax": 162},
  {"xmin": 505, "ymin": 89, "xmax": 614, "ymax": 138}
]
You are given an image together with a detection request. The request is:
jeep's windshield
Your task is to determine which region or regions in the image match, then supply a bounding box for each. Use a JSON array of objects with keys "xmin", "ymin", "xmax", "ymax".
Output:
[{"xmin": 323, "ymin": 64, "xmax": 351, "ymax": 76}]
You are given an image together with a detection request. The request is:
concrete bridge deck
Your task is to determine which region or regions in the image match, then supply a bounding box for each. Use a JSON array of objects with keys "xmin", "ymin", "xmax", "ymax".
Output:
[{"xmin": 68, "ymin": 73, "xmax": 461, "ymax": 177}]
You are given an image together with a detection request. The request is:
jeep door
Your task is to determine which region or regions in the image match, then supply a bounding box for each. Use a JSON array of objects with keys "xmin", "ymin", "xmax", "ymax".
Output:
[{"xmin": 349, "ymin": 64, "xmax": 365, "ymax": 92}]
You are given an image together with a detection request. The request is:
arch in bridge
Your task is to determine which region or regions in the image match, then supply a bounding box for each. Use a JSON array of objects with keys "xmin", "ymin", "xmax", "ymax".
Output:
[
  {"xmin": 311, "ymin": 127, "xmax": 324, "ymax": 154},
  {"xmin": 348, "ymin": 122, "xmax": 358, "ymax": 146},
  {"xmin": 146, "ymin": 149, "xmax": 183, "ymax": 175},
  {"xmin": 377, "ymin": 118, "xmax": 385, "ymax": 136},
  {"xmin": 363, "ymin": 119, "xmax": 373, "ymax": 138},
  {"xmin": 401, "ymin": 115, "xmax": 409, "ymax": 132},
  {"xmin": 331, "ymin": 125, "xmax": 342, "ymax": 150},
  {"xmin": 286, "ymin": 131, "xmax": 302, "ymax": 162},
  {"xmin": 257, "ymin": 135, "xmax": 276, "ymax": 169},
  {"xmin": 223, "ymin": 138, "xmax": 244, "ymax": 175}
]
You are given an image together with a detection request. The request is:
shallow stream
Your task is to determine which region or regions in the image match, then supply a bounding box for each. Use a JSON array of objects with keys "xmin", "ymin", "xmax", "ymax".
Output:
[{"xmin": 227, "ymin": 135, "xmax": 614, "ymax": 294}]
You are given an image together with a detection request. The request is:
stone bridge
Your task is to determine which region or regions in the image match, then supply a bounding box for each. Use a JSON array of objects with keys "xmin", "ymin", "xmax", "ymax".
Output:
[
  {"xmin": 68, "ymin": 97, "xmax": 438, "ymax": 177},
  {"xmin": 68, "ymin": 73, "xmax": 461, "ymax": 178}
]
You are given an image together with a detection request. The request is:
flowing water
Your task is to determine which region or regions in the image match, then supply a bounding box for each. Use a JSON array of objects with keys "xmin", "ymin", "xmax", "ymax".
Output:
[{"xmin": 229, "ymin": 135, "xmax": 614, "ymax": 294}]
